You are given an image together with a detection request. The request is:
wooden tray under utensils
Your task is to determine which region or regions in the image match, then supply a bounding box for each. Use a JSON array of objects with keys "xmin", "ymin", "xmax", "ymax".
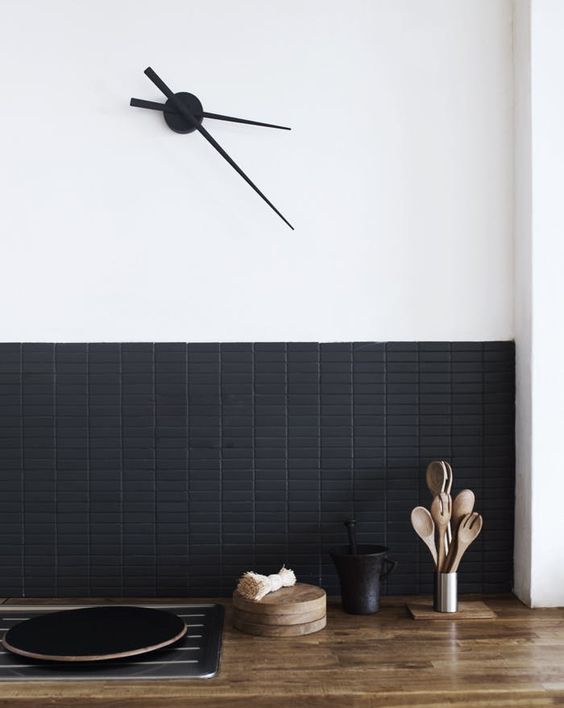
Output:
[
  {"xmin": 233, "ymin": 583, "xmax": 326, "ymax": 637},
  {"xmin": 406, "ymin": 600, "xmax": 496, "ymax": 620}
]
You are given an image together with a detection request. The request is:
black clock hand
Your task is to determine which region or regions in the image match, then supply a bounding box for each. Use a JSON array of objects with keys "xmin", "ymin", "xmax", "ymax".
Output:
[
  {"xmin": 143, "ymin": 67, "xmax": 293, "ymax": 230},
  {"xmin": 202, "ymin": 112, "xmax": 290, "ymax": 131},
  {"xmin": 131, "ymin": 98, "xmax": 290, "ymax": 130},
  {"xmin": 196, "ymin": 123, "xmax": 294, "ymax": 229},
  {"xmin": 130, "ymin": 98, "xmax": 168, "ymax": 111}
]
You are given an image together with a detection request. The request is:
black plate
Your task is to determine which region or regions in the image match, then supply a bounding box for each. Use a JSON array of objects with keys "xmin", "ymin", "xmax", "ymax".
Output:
[{"xmin": 2, "ymin": 606, "xmax": 187, "ymax": 662}]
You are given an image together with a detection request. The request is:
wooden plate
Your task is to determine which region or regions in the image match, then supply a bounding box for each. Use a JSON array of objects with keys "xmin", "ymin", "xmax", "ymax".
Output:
[
  {"xmin": 233, "ymin": 583, "xmax": 326, "ymax": 617},
  {"xmin": 233, "ymin": 606, "xmax": 325, "ymax": 626},
  {"xmin": 1, "ymin": 606, "xmax": 187, "ymax": 662},
  {"xmin": 233, "ymin": 615, "xmax": 326, "ymax": 637}
]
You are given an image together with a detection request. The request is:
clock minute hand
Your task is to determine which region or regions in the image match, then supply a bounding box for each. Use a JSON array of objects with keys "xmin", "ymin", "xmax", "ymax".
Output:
[
  {"xmin": 202, "ymin": 112, "xmax": 290, "ymax": 131},
  {"xmin": 131, "ymin": 98, "xmax": 290, "ymax": 130},
  {"xmin": 143, "ymin": 67, "xmax": 293, "ymax": 230}
]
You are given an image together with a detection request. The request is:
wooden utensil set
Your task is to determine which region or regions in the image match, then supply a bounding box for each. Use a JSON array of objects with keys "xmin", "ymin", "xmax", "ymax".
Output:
[{"xmin": 411, "ymin": 461, "xmax": 483, "ymax": 573}]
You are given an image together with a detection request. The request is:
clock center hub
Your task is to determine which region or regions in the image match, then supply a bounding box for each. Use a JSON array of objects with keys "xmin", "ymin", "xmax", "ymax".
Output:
[{"xmin": 164, "ymin": 92, "xmax": 204, "ymax": 134}]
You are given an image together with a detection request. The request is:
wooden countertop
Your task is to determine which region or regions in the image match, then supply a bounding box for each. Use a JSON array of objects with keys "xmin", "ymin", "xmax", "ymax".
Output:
[{"xmin": 0, "ymin": 595, "xmax": 563, "ymax": 707}]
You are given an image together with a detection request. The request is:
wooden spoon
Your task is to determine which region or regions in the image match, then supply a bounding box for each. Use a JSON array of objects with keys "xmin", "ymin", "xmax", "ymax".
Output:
[
  {"xmin": 410, "ymin": 507, "xmax": 437, "ymax": 565},
  {"xmin": 451, "ymin": 489, "xmax": 475, "ymax": 534},
  {"xmin": 444, "ymin": 489, "xmax": 475, "ymax": 570},
  {"xmin": 430, "ymin": 492, "xmax": 452, "ymax": 572},
  {"xmin": 441, "ymin": 461, "xmax": 454, "ymax": 545},
  {"xmin": 426, "ymin": 461, "xmax": 447, "ymax": 497},
  {"xmin": 447, "ymin": 512, "xmax": 483, "ymax": 572},
  {"xmin": 443, "ymin": 461, "xmax": 453, "ymax": 495}
]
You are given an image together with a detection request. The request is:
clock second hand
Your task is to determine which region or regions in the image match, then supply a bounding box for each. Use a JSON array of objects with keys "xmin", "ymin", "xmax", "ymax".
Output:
[{"xmin": 142, "ymin": 67, "xmax": 294, "ymax": 230}]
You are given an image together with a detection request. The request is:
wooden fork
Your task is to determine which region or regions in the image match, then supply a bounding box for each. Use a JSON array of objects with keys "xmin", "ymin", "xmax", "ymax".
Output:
[
  {"xmin": 446, "ymin": 512, "xmax": 483, "ymax": 572},
  {"xmin": 430, "ymin": 492, "xmax": 452, "ymax": 572}
]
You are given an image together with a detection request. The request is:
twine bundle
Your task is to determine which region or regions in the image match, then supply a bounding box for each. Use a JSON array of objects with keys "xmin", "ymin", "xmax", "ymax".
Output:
[{"xmin": 236, "ymin": 565, "xmax": 296, "ymax": 601}]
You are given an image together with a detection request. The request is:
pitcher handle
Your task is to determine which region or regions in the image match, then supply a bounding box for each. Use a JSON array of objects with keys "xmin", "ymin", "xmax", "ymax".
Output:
[{"xmin": 380, "ymin": 558, "xmax": 397, "ymax": 579}]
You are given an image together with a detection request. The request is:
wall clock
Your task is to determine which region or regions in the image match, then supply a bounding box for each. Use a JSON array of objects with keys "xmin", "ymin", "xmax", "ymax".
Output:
[{"xmin": 130, "ymin": 67, "xmax": 293, "ymax": 229}]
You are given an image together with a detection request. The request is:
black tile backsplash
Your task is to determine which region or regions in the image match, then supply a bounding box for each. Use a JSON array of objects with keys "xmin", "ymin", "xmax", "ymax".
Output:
[{"xmin": 0, "ymin": 342, "xmax": 514, "ymax": 597}]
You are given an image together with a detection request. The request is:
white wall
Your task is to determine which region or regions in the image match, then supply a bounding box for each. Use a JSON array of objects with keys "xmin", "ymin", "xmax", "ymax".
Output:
[
  {"xmin": 0, "ymin": 0, "xmax": 513, "ymax": 342},
  {"xmin": 513, "ymin": 0, "xmax": 564, "ymax": 607}
]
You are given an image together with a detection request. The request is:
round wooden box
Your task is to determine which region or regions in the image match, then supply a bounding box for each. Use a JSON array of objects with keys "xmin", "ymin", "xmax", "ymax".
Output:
[{"xmin": 233, "ymin": 583, "xmax": 326, "ymax": 637}]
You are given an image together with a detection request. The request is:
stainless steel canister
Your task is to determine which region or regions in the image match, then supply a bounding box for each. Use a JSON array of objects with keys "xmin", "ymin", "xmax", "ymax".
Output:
[{"xmin": 433, "ymin": 572, "xmax": 458, "ymax": 613}]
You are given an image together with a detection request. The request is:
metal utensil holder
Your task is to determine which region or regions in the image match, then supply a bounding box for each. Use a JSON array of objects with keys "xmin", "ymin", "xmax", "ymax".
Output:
[{"xmin": 434, "ymin": 572, "xmax": 458, "ymax": 613}]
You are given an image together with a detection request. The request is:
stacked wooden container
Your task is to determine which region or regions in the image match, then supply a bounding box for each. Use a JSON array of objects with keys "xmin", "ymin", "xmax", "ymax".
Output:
[{"xmin": 232, "ymin": 583, "xmax": 326, "ymax": 637}]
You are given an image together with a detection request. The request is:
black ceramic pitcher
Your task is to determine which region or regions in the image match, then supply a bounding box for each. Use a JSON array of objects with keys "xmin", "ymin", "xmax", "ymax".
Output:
[{"xmin": 330, "ymin": 544, "xmax": 397, "ymax": 614}]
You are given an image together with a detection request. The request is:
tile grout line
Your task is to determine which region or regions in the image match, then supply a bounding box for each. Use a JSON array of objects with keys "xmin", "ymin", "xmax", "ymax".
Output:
[
  {"xmin": 119, "ymin": 344, "xmax": 124, "ymax": 596},
  {"xmin": 53, "ymin": 344, "xmax": 58, "ymax": 598},
  {"xmin": 19, "ymin": 344, "xmax": 25, "ymax": 598},
  {"xmin": 153, "ymin": 343, "xmax": 157, "ymax": 597},
  {"xmin": 350, "ymin": 344, "xmax": 355, "ymax": 533},
  {"xmin": 415, "ymin": 344, "xmax": 419, "ymax": 595},
  {"xmin": 450, "ymin": 344, "xmax": 454, "ymax": 480},
  {"xmin": 481, "ymin": 343, "xmax": 486, "ymax": 593},
  {"xmin": 449, "ymin": 341, "xmax": 453, "ymax": 480},
  {"xmin": 186, "ymin": 343, "xmax": 190, "ymax": 595},
  {"xmin": 384, "ymin": 344, "xmax": 388, "ymax": 553},
  {"xmin": 284, "ymin": 343, "xmax": 289, "ymax": 564},
  {"xmin": 317, "ymin": 343, "xmax": 322, "ymax": 587},
  {"xmin": 218, "ymin": 345, "xmax": 223, "ymax": 595},
  {"xmin": 413, "ymin": 346, "xmax": 420, "ymax": 594},
  {"xmin": 450, "ymin": 343, "xmax": 455, "ymax": 590},
  {"xmin": 251, "ymin": 343, "xmax": 256, "ymax": 570},
  {"xmin": 86, "ymin": 345, "xmax": 91, "ymax": 596}
]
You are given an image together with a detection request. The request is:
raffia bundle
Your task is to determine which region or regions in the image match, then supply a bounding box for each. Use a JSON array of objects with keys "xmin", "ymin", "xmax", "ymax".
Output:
[{"xmin": 236, "ymin": 565, "xmax": 296, "ymax": 601}]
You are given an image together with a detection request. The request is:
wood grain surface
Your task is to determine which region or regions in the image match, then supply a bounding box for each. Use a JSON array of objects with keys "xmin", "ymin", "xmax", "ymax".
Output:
[{"xmin": 0, "ymin": 595, "xmax": 563, "ymax": 707}]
